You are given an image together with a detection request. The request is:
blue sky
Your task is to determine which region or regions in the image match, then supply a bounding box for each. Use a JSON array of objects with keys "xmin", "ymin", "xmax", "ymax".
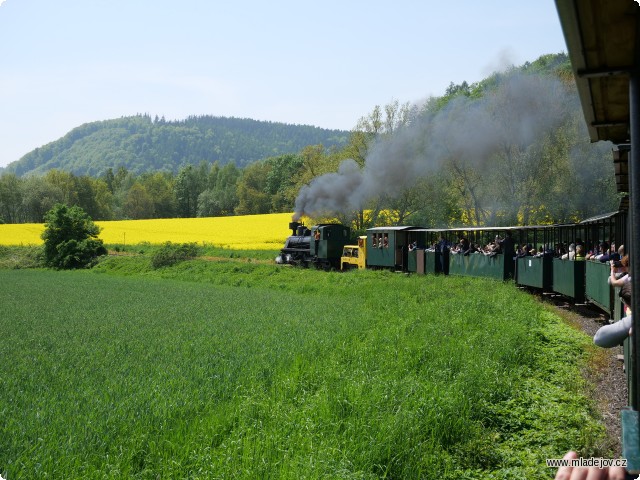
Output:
[{"xmin": 0, "ymin": 1, "xmax": 568, "ymax": 168}]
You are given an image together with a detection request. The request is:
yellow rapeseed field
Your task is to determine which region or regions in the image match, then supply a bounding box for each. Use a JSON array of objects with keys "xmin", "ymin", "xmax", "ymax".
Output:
[{"xmin": 0, "ymin": 213, "xmax": 299, "ymax": 250}]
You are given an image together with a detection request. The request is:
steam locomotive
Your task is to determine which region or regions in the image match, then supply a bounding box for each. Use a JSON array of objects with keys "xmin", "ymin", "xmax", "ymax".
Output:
[{"xmin": 275, "ymin": 221, "xmax": 351, "ymax": 270}]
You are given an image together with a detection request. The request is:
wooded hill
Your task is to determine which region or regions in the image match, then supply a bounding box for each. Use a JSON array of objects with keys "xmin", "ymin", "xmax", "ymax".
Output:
[{"xmin": 3, "ymin": 115, "xmax": 349, "ymax": 177}]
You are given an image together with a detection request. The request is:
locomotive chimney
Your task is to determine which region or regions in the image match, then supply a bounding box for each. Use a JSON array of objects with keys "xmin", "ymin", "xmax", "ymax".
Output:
[{"xmin": 289, "ymin": 221, "xmax": 300, "ymax": 235}]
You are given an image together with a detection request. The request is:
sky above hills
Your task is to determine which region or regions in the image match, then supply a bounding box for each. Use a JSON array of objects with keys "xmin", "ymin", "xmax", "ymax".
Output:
[{"xmin": 0, "ymin": 1, "xmax": 568, "ymax": 168}]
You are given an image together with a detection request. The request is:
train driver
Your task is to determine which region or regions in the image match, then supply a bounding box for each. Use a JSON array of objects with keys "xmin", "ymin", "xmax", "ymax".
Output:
[{"xmin": 314, "ymin": 228, "xmax": 320, "ymax": 256}]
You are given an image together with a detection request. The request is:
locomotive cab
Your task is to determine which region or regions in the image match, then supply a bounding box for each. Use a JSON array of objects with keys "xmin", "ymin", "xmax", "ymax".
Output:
[{"xmin": 311, "ymin": 224, "xmax": 351, "ymax": 270}]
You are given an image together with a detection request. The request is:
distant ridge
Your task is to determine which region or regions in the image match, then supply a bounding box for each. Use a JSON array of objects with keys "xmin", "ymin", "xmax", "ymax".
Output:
[{"xmin": 4, "ymin": 114, "xmax": 349, "ymax": 177}]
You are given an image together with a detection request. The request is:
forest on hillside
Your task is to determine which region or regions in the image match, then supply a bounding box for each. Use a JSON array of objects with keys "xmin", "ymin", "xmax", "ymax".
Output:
[
  {"xmin": 3, "ymin": 115, "xmax": 349, "ymax": 177},
  {"xmin": 0, "ymin": 54, "xmax": 621, "ymax": 230}
]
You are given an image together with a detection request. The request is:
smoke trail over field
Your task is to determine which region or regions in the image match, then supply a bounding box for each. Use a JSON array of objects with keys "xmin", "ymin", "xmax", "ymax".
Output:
[{"xmin": 293, "ymin": 72, "xmax": 573, "ymax": 220}]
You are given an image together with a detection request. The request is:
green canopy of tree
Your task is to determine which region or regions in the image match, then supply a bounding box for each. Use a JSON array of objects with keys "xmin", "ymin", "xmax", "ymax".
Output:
[{"xmin": 41, "ymin": 204, "xmax": 107, "ymax": 269}]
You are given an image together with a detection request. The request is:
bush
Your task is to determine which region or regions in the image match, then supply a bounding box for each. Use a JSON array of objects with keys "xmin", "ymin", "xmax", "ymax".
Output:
[
  {"xmin": 150, "ymin": 242, "xmax": 200, "ymax": 269},
  {"xmin": 41, "ymin": 204, "xmax": 107, "ymax": 269},
  {"xmin": 0, "ymin": 245, "xmax": 44, "ymax": 269}
]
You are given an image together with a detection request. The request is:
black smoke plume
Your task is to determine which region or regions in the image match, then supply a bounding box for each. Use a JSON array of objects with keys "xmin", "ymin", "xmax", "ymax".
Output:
[{"xmin": 292, "ymin": 72, "xmax": 573, "ymax": 221}]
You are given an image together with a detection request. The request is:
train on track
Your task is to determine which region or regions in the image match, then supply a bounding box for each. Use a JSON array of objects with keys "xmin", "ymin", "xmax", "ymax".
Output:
[{"xmin": 277, "ymin": 210, "xmax": 627, "ymax": 320}]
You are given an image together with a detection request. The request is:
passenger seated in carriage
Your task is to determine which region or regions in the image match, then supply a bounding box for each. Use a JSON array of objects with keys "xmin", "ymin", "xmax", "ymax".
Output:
[
  {"xmin": 517, "ymin": 244, "xmax": 531, "ymax": 258},
  {"xmin": 482, "ymin": 237, "xmax": 502, "ymax": 257},
  {"xmin": 561, "ymin": 243, "xmax": 575, "ymax": 260},
  {"xmin": 468, "ymin": 242, "xmax": 481, "ymax": 254},
  {"xmin": 585, "ymin": 241, "xmax": 606, "ymax": 260},
  {"xmin": 598, "ymin": 242, "xmax": 619, "ymax": 263},
  {"xmin": 597, "ymin": 241, "xmax": 609, "ymax": 261},
  {"xmin": 515, "ymin": 244, "xmax": 522, "ymax": 257},
  {"xmin": 458, "ymin": 236, "xmax": 470, "ymax": 255},
  {"xmin": 494, "ymin": 236, "xmax": 503, "ymax": 254}
]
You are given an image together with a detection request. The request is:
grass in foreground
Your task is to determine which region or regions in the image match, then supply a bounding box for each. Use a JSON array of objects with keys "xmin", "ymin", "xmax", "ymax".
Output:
[{"xmin": 0, "ymin": 261, "xmax": 606, "ymax": 479}]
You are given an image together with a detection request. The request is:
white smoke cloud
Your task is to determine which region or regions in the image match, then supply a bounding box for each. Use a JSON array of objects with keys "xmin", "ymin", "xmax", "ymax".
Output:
[
  {"xmin": 481, "ymin": 48, "xmax": 517, "ymax": 79},
  {"xmin": 0, "ymin": 0, "xmax": 7, "ymax": 7}
]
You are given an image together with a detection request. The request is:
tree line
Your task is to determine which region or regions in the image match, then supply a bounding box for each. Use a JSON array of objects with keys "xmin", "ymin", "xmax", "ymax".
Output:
[
  {"xmin": 0, "ymin": 156, "xmax": 296, "ymax": 223},
  {"xmin": 0, "ymin": 54, "xmax": 621, "ymax": 231}
]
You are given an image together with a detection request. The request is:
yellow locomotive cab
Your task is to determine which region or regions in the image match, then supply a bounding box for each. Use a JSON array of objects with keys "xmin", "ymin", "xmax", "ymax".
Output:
[{"xmin": 341, "ymin": 236, "xmax": 367, "ymax": 270}]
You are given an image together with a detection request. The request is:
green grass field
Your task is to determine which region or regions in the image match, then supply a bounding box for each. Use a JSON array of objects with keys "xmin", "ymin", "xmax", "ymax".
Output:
[{"xmin": 0, "ymin": 259, "xmax": 607, "ymax": 479}]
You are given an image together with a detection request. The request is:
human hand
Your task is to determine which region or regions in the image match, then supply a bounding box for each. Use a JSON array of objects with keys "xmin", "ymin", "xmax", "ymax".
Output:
[{"xmin": 554, "ymin": 451, "xmax": 627, "ymax": 480}]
